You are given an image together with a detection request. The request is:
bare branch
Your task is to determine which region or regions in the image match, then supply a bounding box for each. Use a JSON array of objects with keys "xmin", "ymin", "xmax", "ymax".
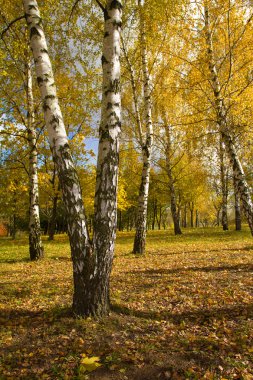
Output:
[
  {"xmin": 94, "ymin": 0, "xmax": 105, "ymax": 12},
  {"xmin": 1, "ymin": 15, "xmax": 25, "ymax": 39}
]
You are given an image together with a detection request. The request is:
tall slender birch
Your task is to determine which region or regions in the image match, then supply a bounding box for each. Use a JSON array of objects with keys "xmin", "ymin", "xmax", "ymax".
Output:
[
  {"xmin": 133, "ymin": 0, "xmax": 153, "ymax": 254},
  {"xmin": 165, "ymin": 123, "xmax": 182, "ymax": 235},
  {"xmin": 23, "ymin": 0, "xmax": 91, "ymax": 311},
  {"xmin": 23, "ymin": 0, "xmax": 122, "ymax": 316},
  {"xmin": 204, "ymin": 4, "xmax": 253, "ymax": 235},
  {"xmin": 233, "ymin": 178, "xmax": 241, "ymax": 231},
  {"xmin": 219, "ymin": 137, "xmax": 228, "ymax": 231},
  {"xmin": 89, "ymin": 0, "xmax": 122, "ymax": 316},
  {"xmin": 26, "ymin": 54, "xmax": 44, "ymax": 260}
]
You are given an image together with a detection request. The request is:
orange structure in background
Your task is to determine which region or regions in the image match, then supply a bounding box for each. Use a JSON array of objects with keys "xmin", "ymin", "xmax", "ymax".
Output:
[{"xmin": 0, "ymin": 223, "xmax": 8, "ymax": 237}]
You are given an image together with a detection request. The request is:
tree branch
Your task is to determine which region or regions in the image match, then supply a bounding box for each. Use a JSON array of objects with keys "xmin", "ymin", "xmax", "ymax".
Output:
[
  {"xmin": 1, "ymin": 15, "xmax": 25, "ymax": 39},
  {"xmin": 68, "ymin": 0, "xmax": 82, "ymax": 24},
  {"xmin": 94, "ymin": 0, "xmax": 105, "ymax": 12}
]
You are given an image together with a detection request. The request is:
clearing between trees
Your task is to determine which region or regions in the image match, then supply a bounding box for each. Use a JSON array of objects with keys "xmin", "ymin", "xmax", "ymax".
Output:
[{"xmin": 0, "ymin": 228, "xmax": 252, "ymax": 379}]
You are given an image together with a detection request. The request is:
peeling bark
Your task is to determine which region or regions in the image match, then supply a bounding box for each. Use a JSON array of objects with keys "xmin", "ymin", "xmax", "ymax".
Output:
[
  {"xmin": 24, "ymin": 0, "xmax": 122, "ymax": 317},
  {"xmin": 26, "ymin": 56, "xmax": 44, "ymax": 260},
  {"xmin": 23, "ymin": 0, "xmax": 91, "ymax": 308},
  {"xmin": 204, "ymin": 4, "xmax": 253, "ymax": 235},
  {"xmin": 133, "ymin": 0, "xmax": 153, "ymax": 254},
  {"xmin": 71, "ymin": 0, "xmax": 122, "ymax": 317}
]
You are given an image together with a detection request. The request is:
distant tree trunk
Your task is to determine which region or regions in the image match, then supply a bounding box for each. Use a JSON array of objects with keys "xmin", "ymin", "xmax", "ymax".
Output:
[
  {"xmin": 151, "ymin": 198, "xmax": 157, "ymax": 230},
  {"xmin": 220, "ymin": 137, "xmax": 229, "ymax": 231},
  {"xmin": 11, "ymin": 214, "xmax": 17, "ymax": 240},
  {"xmin": 189, "ymin": 202, "xmax": 194, "ymax": 227},
  {"xmin": 118, "ymin": 210, "xmax": 123, "ymax": 231},
  {"xmin": 48, "ymin": 191, "xmax": 59, "ymax": 241},
  {"xmin": 11, "ymin": 182, "xmax": 18, "ymax": 239},
  {"xmin": 165, "ymin": 124, "xmax": 182, "ymax": 235},
  {"xmin": 133, "ymin": 0, "xmax": 153, "ymax": 254},
  {"xmin": 195, "ymin": 209, "xmax": 199, "ymax": 228},
  {"xmin": 26, "ymin": 56, "xmax": 44, "ymax": 260},
  {"xmin": 204, "ymin": 5, "xmax": 253, "ymax": 235},
  {"xmin": 234, "ymin": 178, "xmax": 241, "ymax": 231},
  {"xmin": 216, "ymin": 209, "xmax": 220, "ymax": 226},
  {"xmin": 182, "ymin": 204, "xmax": 187, "ymax": 228},
  {"xmin": 48, "ymin": 164, "xmax": 60, "ymax": 241},
  {"xmin": 156, "ymin": 205, "xmax": 162, "ymax": 230}
]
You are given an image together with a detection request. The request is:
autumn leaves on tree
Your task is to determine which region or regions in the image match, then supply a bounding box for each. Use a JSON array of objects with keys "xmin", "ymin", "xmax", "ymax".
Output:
[{"xmin": 1, "ymin": 0, "xmax": 253, "ymax": 317}]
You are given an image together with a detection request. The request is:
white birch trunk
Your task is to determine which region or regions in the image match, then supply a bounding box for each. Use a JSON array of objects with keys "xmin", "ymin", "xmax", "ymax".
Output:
[
  {"xmin": 122, "ymin": 38, "xmax": 143, "ymax": 145},
  {"xmin": 133, "ymin": 0, "xmax": 153, "ymax": 254},
  {"xmin": 220, "ymin": 137, "xmax": 229, "ymax": 231},
  {"xmin": 165, "ymin": 124, "xmax": 182, "ymax": 235},
  {"xmin": 24, "ymin": 0, "xmax": 122, "ymax": 317},
  {"xmin": 23, "ymin": 0, "xmax": 92, "ymax": 310},
  {"xmin": 87, "ymin": 0, "xmax": 122, "ymax": 316},
  {"xmin": 204, "ymin": 4, "xmax": 253, "ymax": 235},
  {"xmin": 26, "ymin": 56, "xmax": 44, "ymax": 260}
]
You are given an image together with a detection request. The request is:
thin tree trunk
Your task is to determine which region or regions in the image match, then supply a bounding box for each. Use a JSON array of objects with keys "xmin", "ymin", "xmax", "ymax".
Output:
[
  {"xmin": 48, "ymin": 191, "xmax": 59, "ymax": 241},
  {"xmin": 151, "ymin": 198, "xmax": 157, "ymax": 230},
  {"xmin": 204, "ymin": 4, "xmax": 253, "ymax": 235},
  {"xmin": 156, "ymin": 205, "xmax": 162, "ymax": 230},
  {"xmin": 195, "ymin": 209, "xmax": 199, "ymax": 228},
  {"xmin": 165, "ymin": 124, "xmax": 182, "ymax": 235},
  {"xmin": 216, "ymin": 209, "xmax": 220, "ymax": 227},
  {"xmin": 220, "ymin": 136, "xmax": 229, "ymax": 231},
  {"xmin": 183, "ymin": 204, "xmax": 187, "ymax": 228},
  {"xmin": 189, "ymin": 202, "xmax": 194, "ymax": 228},
  {"xmin": 12, "ymin": 213, "xmax": 17, "ymax": 240},
  {"xmin": 26, "ymin": 56, "xmax": 44, "ymax": 260},
  {"xmin": 133, "ymin": 0, "xmax": 153, "ymax": 254},
  {"xmin": 234, "ymin": 177, "xmax": 241, "ymax": 231}
]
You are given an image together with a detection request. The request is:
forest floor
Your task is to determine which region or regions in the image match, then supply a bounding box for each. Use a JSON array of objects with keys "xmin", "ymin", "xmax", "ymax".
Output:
[{"xmin": 0, "ymin": 228, "xmax": 253, "ymax": 380}]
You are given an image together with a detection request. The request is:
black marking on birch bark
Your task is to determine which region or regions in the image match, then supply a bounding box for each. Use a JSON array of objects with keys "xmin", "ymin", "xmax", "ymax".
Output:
[
  {"xmin": 105, "ymin": 79, "xmax": 120, "ymax": 95},
  {"xmin": 113, "ymin": 20, "xmax": 122, "ymax": 28},
  {"xmin": 28, "ymin": 4, "xmax": 37, "ymax": 10},
  {"xmin": 45, "ymin": 94, "xmax": 56, "ymax": 100},
  {"xmin": 37, "ymin": 76, "xmax": 48, "ymax": 85},
  {"xmin": 30, "ymin": 26, "xmax": 41, "ymax": 38},
  {"xmin": 49, "ymin": 115, "xmax": 60, "ymax": 125},
  {"xmin": 109, "ymin": 0, "xmax": 122, "ymax": 10},
  {"xmin": 42, "ymin": 102, "xmax": 50, "ymax": 111},
  {"xmin": 100, "ymin": 130, "xmax": 110, "ymax": 140},
  {"xmin": 104, "ymin": 10, "xmax": 110, "ymax": 21},
  {"xmin": 102, "ymin": 55, "xmax": 109, "ymax": 65},
  {"xmin": 104, "ymin": 31, "xmax": 109, "ymax": 37},
  {"xmin": 40, "ymin": 48, "xmax": 48, "ymax": 54},
  {"xmin": 107, "ymin": 102, "xmax": 113, "ymax": 109}
]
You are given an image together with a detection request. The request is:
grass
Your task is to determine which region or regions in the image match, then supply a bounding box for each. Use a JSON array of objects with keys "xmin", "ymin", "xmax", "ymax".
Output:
[{"xmin": 0, "ymin": 227, "xmax": 253, "ymax": 379}]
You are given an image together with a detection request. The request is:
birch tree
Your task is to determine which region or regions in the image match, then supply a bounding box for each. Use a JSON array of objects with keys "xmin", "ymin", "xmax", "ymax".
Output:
[
  {"xmin": 23, "ymin": 0, "xmax": 122, "ymax": 316},
  {"xmin": 204, "ymin": 3, "xmax": 253, "ymax": 235},
  {"xmin": 132, "ymin": 0, "xmax": 153, "ymax": 254},
  {"xmin": 26, "ymin": 54, "xmax": 44, "ymax": 260},
  {"xmin": 0, "ymin": 6, "xmax": 44, "ymax": 259},
  {"xmin": 165, "ymin": 123, "xmax": 182, "ymax": 235}
]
